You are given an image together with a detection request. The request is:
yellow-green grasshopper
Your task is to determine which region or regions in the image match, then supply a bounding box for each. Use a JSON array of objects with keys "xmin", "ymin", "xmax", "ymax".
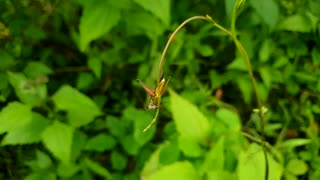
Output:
[{"xmin": 136, "ymin": 72, "xmax": 171, "ymax": 131}]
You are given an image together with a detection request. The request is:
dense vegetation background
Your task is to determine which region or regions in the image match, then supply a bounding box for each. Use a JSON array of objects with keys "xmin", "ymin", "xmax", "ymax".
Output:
[{"xmin": 0, "ymin": 0, "xmax": 320, "ymax": 179}]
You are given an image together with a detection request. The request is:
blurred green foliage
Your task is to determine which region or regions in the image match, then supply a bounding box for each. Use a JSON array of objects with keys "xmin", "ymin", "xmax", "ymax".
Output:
[{"xmin": 0, "ymin": 0, "xmax": 320, "ymax": 179}]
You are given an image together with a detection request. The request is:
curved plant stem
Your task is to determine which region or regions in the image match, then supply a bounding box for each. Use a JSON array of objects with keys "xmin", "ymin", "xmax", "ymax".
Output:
[{"xmin": 157, "ymin": 16, "xmax": 208, "ymax": 83}]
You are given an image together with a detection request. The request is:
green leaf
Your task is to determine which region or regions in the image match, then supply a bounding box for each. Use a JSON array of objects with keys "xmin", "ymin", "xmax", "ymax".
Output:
[
  {"xmin": 0, "ymin": 102, "xmax": 32, "ymax": 134},
  {"xmin": 259, "ymin": 66, "xmax": 272, "ymax": 88},
  {"xmin": 8, "ymin": 71, "xmax": 47, "ymax": 105},
  {"xmin": 71, "ymin": 130, "xmax": 88, "ymax": 162},
  {"xmin": 228, "ymin": 57, "xmax": 247, "ymax": 71},
  {"xmin": 25, "ymin": 172, "xmax": 56, "ymax": 180},
  {"xmin": 281, "ymin": 139, "xmax": 311, "ymax": 149},
  {"xmin": 277, "ymin": 14, "xmax": 313, "ymax": 32},
  {"xmin": 216, "ymin": 108, "xmax": 241, "ymax": 132},
  {"xmin": 236, "ymin": 75, "xmax": 252, "ymax": 104},
  {"xmin": 88, "ymin": 57, "xmax": 102, "ymax": 79},
  {"xmin": 202, "ymin": 137, "xmax": 225, "ymax": 173},
  {"xmin": 52, "ymin": 85, "xmax": 102, "ymax": 127},
  {"xmin": 84, "ymin": 133, "xmax": 117, "ymax": 152},
  {"xmin": 159, "ymin": 140, "xmax": 180, "ymax": 165},
  {"xmin": 120, "ymin": 135, "xmax": 140, "ymax": 155},
  {"xmin": 169, "ymin": 89, "xmax": 210, "ymax": 142},
  {"xmin": 250, "ymin": 0, "xmax": 279, "ymax": 28},
  {"xmin": 238, "ymin": 143, "xmax": 283, "ymax": 180},
  {"xmin": 124, "ymin": 11, "xmax": 165, "ymax": 38},
  {"xmin": 57, "ymin": 163, "xmax": 80, "ymax": 178},
  {"xmin": 23, "ymin": 61, "xmax": 53, "ymax": 78},
  {"xmin": 147, "ymin": 161, "xmax": 200, "ymax": 180},
  {"xmin": 42, "ymin": 121, "xmax": 74, "ymax": 164},
  {"xmin": 2, "ymin": 113, "xmax": 49, "ymax": 145},
  {"xmin": 83, "ymin": 157, "xmax": 112, "ymax": 179},
  {"xmin": 178, "ymin": 136, "xmax": 204, "ymax": 157},
  {"xmin": 26, "ymin": 150, "xmax": 53, "ymax": 170},
  {"xmin": 111, "ymin": 151, "xmax": 128, "ymax": 171},
  {"xmin": 79, "ymin": 0, "xmax": 121, "ymax": 51},
  {"xmin": 286, "ymin": 159, "xmax": 308, "ymax": 175},
  {"xmin": 259, "ymin": 39, "xmax": 273, "ymax": 62},
  {"xmin": 76, "ymin": 72, "xmax": 94, "ymax": 90},
  {"xmin": 133, "ymin": 0, "xmax": 170, "ymax": 26}
]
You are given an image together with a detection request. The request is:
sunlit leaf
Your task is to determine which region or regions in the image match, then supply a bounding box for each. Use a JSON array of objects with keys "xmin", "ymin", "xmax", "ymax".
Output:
[
  {"xmin": 79, "ymin": 0, "xmax": 121, "ymax": 51},
  {"xmin": 286, "ymin": 158, "xmax": 308, "ymax": 176},
  {"xmin": 133, "ymin": 0, "xmax": 170, "ymax": 26},
  {"xmin": 169, "ymin": 89, "xmax": 210, "ymax": 142},
  {"xmin": 42, "ymin": 121, "xmax": 74, "ymax": 164},
  {"xmin": 277, "ymin": 14, "xmax": 313, "ymax": 32},
  {"xmin": 2, "ymin": 113, "xmax": 49, "ymax": 145},
  {"xmin": 238, "ymin": 143, "xmax": 283, "ymax": 180},
  {"xmin": 250, "ymin": 0, "xmax": 279, "ymax": 28},
  {"xmin": 0, "ymin": 102, "xmax": 32, "ymax": 134},
  {"xmin": 52, "ymin": 85, "xmax": 102, "ymax": 127},
  {"xmin": 147, "ymin": 161, "xmax": 200, "ymax": 180}
]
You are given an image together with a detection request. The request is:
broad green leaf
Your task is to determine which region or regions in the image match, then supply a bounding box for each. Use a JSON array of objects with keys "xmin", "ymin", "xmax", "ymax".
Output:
[
  {"xmin": 286, "ymin": 159, "xmax": 308, "ymax": 175},
  {"xmin": 83, "ymin": 157, "xmax": 112, "ymax": 179},
  {"xmin": 84, "ymin": 133, "xmax": 116, "ymax": 152},
  {"xmin": 238, "ymin": 143, "xmax": 283, "ymax": 180},
  {"xmin": 133, "ymin": 0, "xmax": 170, "ymax": 26},
  {"xmin": 8, "ymin": 71, "xmax": 47, "ymax": 105},
  {"xmin": 169, "ymin": 89, "xmax": 210, "ymax": 142},
  {"xmin": 79, "ymin": 0, "xmax": 121, "ymax": 51},
  {"xmin": 178, "ymin": 136, "xmax": 204, "ymax": 157},
  {"xmin": 2, "ymin": 113, "xmax": 49, "ymax": 145},
  {"xmin": 277, "ymin": 14, "xmax": 313, "ymax": 32},
  {"xmin": 216, "ymin": 108, "xmax": 241, "ymax": 132},
  {"xmin": 281, "ymin": 139, "xmax": 311, "ymax": 150},
  {"xmin": 202, "ymin": 137, "xmax": 225, "ymax": 173},
  {"xmin": 147, "ymin": 161, "xmax": 200, "ymax": 180},
  {"xmin": 250, "ymin": 0, "xmax": 279, "ymax": 28},
  {"xmin": 88, "ymin": 57, "xmax": 102, "ymax": 79},
  {"xmin": 0, "ymin": 102, "xmax": 32, "ymax": 134},
  {"xmin": 52, "ymin": 85, "xmax": 102, "ymax": 127},
  {"xmin": 111, "ymin": 151, "xmax": 128, "ymax": 170},
  {"xmin": 23, "ymin": 61, "xmax": 53, "ymax": 78},
  {"xmin": 159, "ymin": 140, "xmax": 180, "ymax": 165},
  {"xmin": 141, "ymin": 146, "xmax": 163, "ymax": 177},
  {"xmin": 42, "ymin": 121, "xmax": 74, "ymax": 164}
]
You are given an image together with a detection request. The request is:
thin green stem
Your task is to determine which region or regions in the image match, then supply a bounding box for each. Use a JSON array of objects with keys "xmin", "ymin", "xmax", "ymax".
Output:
[{"xmin": 157, "ymin": 16, "xmax": 208, "ymax": 83}]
